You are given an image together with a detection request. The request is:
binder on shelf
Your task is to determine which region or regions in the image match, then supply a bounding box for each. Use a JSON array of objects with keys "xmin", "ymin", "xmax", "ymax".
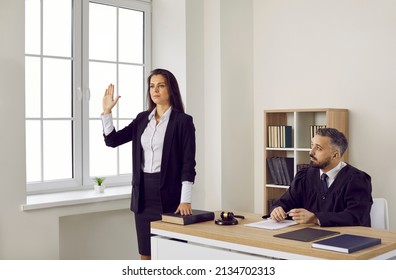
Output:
[
  {"xmin": 274, "ymin": 157, "xmax": 287, "ymax": 185},
  {"xmin": 267, "ymin": 157, "xmax": 294, "ymax": 186},
  {"xmin": 280, "ymin": 157, "xmax": 294, "ymax": 186},
  {"xmin": 283, "ymin": 125, "xmax": 292, "ymax": 148},
  {"xmin": 267, "ymin": 158, "xmax": 280, "ymax": 185},
  {"xmin": 311, "ymin": 234, "xmax": 381, "ymax": 253},
  {"xmin": 267, "ymin": 125, "xmax": 293, "ymax": 148},
  {"xmin": 270, "ymin": 126, "xmax": 274, "ymax": 147}
]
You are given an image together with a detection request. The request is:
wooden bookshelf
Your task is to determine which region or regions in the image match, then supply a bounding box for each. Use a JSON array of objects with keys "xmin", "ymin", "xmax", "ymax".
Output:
[{"xmin": 264, "ymin": 108, "xmax": 349, "ymax": 214}]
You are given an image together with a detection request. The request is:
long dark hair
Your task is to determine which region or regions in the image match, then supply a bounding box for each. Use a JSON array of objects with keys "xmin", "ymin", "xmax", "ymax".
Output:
[{"xmin": 146, "ymin": 68, "xmax": 185, "ymax": 113}]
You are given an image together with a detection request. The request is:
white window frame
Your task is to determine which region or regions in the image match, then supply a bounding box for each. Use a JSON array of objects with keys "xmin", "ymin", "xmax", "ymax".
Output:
[{"xmin": 25, "ymin": 0, "xmax": 151, "ymax": 194}]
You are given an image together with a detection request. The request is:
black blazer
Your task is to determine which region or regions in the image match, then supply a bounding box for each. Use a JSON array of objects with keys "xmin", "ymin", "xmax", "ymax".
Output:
[{"xmin": 104, "ymin": 110, "xmax": 196, "ymax": 213}]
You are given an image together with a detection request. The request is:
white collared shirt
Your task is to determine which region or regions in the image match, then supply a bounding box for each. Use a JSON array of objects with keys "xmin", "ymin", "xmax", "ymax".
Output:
[
  {"xmin": 320, "ymin": 161, "xmax": 347, "ymax": 189},
  {"xmin": 141, "ymin": 107, "xmax": 171, "ymax": 173},
  {"xmin": 101, "ymin": 108, "xmax": 193, "ymax": 203}
]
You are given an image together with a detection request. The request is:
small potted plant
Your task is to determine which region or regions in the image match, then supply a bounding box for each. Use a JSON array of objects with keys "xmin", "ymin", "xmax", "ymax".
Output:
[{"xmin": 93, "ymin": 177, "xmax": 106, "ymax": 193}]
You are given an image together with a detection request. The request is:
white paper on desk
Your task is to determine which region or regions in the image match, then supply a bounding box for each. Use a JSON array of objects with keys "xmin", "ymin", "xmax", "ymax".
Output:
[{"xmin": 244, "ymin": 219, "xmax": 298, "ymax": 230}]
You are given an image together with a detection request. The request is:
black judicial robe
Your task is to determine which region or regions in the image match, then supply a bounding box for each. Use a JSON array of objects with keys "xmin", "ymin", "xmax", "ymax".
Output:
[{"xmin": 271, "ymin": 164, "xmax": 373, "ymax": 227}]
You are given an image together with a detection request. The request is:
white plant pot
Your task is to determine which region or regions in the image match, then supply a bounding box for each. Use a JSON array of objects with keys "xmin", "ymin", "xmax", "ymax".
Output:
[{"xmin": 94, "ymin": 184, "xmax": 105, "ymax": 193}]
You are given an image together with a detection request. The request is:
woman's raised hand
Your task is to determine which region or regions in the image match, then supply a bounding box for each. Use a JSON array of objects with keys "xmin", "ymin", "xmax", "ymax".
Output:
[{"xmin": 102, "ymin": 84, "xmax": 121, "ymax": 115}]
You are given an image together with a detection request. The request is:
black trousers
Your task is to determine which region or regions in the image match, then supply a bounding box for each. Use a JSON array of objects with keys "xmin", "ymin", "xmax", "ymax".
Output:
[{"xmin": 134, "ymin": 172, "xmax": 162, "ymax": 256}]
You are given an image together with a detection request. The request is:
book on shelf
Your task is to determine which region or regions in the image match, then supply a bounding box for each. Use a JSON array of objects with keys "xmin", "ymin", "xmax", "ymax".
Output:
[
  {"xmin": 161, "ymin": 209, "xmax": 215, "ymax": 225},
  {"xmin": 267, "ymin": 157, "xmax": 280, "ymax": 185},
  {"xmin": 311, "ymin": 234, "xmax": 381, "ymax": 253},
  {"xmin": 280, "ymin": 157, "xmax": 294, "ymax": 186},
  {"xmin": 267, "ymin": 125, "xmax": 292, "ymax": 148},
  {"xmin": 274, "ymin": 157, "xmax": 287, "ymax": 185},
  {"xmin": 273, "ymin": 227, "xmax": 340, "ymax": 242},
  {"xmin": 267, "ymin": 157, "xmax": 294, "ymax": 186},
  {"xmin": 268, "ymin": 126, "xmax": 274, "ymax": 148},
  {"xmin": 310, "ymin": 125, "xmax": 326, "ymax": 139},
  {"xmin": 283, "ymin": 125, "xmax": 292, "ymax": 148}
]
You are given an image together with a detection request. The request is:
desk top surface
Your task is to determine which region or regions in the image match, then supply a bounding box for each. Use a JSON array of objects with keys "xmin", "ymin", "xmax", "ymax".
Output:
[{"xmin": 151, "ymin": 211, "xmax": 396, "ymax": 260}]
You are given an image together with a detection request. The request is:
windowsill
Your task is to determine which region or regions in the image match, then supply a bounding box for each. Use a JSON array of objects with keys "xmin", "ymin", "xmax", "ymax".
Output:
[{"xmin": 21, "ymin": 186, "xmax": 131, "ymax": 211}]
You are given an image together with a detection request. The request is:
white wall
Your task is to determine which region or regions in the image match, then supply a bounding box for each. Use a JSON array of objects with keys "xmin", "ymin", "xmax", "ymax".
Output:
[
  {"xmin": 152, "ymin": 0, "xmax": 254, "ymax": 213},
  {"xmin": 151, "ymin": 0, "xmax": 187, "ymax": 97},
  {"xmin": 220, "ymin": 0, "xmax": 254, "ymax": 211},
  {"xmin": 59, "ymin": 209, "xmax": 138, "ymax": 259},
  {"xmin": 253, "ymin": 0, "xmax": 396, "ymax": 229}
]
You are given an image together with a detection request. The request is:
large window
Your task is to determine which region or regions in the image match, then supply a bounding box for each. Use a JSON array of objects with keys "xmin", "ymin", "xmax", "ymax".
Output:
[{"xmin": 25, "ymin": 0, "xmax": 151, "ymax": 193}]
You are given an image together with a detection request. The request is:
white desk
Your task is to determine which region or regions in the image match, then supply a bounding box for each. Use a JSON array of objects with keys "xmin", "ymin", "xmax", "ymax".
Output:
[{"xmin": 151, "ymin": 212, "xmax": 396, "ymax": 260}]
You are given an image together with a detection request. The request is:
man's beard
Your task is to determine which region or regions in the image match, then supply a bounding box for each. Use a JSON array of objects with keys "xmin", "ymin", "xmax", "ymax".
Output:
[{"xmin": 310, "ymin": 155, "xmax": 332, "ymax": 170}]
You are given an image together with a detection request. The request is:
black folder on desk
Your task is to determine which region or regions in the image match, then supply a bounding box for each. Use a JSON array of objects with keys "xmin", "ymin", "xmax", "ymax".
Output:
[{"xmin": 273, "ymin": 228, "xmax": 340, "ymax": 242}]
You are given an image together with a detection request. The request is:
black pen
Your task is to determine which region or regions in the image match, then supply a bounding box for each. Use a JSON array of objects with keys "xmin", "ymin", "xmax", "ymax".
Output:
[{"xmin": 262, "ymin": 211, "xmax": 291, "ymax": 219}]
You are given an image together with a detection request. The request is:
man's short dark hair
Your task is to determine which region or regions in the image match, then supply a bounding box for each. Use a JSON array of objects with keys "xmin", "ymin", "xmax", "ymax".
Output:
[{"xmin": 316, "ymin": 128, "xmax": 348, "ymax": 156}]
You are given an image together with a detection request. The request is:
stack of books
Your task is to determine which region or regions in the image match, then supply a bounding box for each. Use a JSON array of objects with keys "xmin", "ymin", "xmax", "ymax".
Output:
[
  {"xmin": 267, "ymin": 157, "xmax": 294, "ymax": 186},
  {"xmin": 267, "ymin": 125, "xmax": 293, "ymax": 148}
]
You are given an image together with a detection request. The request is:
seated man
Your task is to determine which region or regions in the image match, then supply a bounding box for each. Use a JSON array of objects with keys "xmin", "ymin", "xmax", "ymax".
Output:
[{"xmin": 270, "ymin": 128, "xmax": 372, "ymax": 227}]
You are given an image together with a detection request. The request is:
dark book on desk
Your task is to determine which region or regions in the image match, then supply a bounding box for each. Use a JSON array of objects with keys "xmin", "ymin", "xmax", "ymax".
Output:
[
  {"xmin": 312, "ymin": 234, "xmax": 381, "ymax": 253},
  {"xmin": 273, "ymin": 227, "xmax": 340, "ymax": 242},
  {"xmin": 161, "ymin": 209, "xmax": 215, "ymax": 225}
]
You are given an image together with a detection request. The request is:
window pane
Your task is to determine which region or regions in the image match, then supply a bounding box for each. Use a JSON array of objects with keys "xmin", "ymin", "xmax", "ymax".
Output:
[
  {"xmin": 43, "ymin": 58, "xmax": 72, "ymax": 118},
  {"xmin": 89, "ymin": 120, "xmax": 117, "ymax": 177},
  {"xmin": 119, "ymin": 120, "xmax": 132, "ymax": 175},
  {"xmin": 89, "ymin": 3, "xmax": 116, "ymax": 61},
  {"xmin": 119, "ymin": 8, "xmax": 144, "ymax": 64},
  {"xmin": 43, "ymin": 121, "xmax": 73, "ymax": 181},
  {"xmin": 26, "ymin": 120, "xmax": 42, "ymax": 182},
  {"xmin": 25, "ymin": 0, "xmax": 41, "ymax": 55},
  {"xmin": 25, "ymin": 56, "xmax": 41, "ymax": 118},
  {"xmin": 119, "ymin": 64, "xmax": 144, "ymax": 118},
  {"xmin": 89, "ymin": 61, "xmax": 117, "ymax": 117},
  {"xmin": 43, "ymin": 0, "xmax": 72, "ymax": 57},
  {"xmin": 25, "ymin": 0, "xmax": 149, "ymax": 192}
]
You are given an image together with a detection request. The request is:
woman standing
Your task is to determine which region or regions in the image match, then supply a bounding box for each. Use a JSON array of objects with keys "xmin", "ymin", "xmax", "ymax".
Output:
[{"xmin": 101, "ymin": 69, "xmax": 196, "ymax": 260}]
